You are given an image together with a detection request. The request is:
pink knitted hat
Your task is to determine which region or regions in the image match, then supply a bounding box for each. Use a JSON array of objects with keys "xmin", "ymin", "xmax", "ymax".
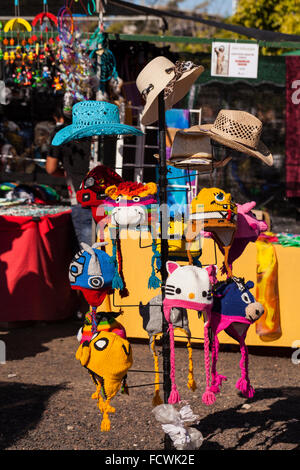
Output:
[
  {"xmin": 163, "ymin": 262, "xmax": 216, "ymax": 404},
  {"xmin": 208, "ymin": 278, "xmax": 264, "ymax": 402}
]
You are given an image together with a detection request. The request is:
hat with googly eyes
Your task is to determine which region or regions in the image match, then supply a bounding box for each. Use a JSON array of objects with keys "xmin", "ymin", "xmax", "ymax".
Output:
[
  {"xmin": 69, "ymin": 242, "xmax": 115, "ymax": 307},
  {"xmin": 76, "ymin": 164, "xmax": 123, "ymax": 209},
  {"xmin": 75, "ymin": 331, "xmax": 133, "ymax": 432}
]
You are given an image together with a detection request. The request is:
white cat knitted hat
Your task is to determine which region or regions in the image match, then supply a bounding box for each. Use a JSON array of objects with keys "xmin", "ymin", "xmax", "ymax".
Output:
[{"xmin": 163, "ymin": 262, "xmax": 216, "ymax": 405}]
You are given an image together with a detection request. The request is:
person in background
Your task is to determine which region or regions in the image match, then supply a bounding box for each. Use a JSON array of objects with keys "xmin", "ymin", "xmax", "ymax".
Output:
[
  {"xmin": 46, "ymin": 106, "xmax": 93, "ymax": 317},
  {"xmin": 46, "ymin": 106, "xmax": 93, "ymax": 246},
  {"xmin": 0, "ymin": 137, "xmax": 19, "ymax": 172}
]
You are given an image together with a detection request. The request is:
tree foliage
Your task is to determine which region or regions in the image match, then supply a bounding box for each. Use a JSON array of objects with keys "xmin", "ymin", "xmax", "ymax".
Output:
[
  {"xmin": 107, "ymin": 0, "xmax": 300, "ymax": 55},
  {"xmin": 231, "ymin": 0, "xmax": 300, "ymax": 35}
]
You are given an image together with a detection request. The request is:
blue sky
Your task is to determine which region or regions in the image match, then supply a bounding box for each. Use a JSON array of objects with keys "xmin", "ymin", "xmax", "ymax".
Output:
[
  {"xmin": 181, "ymin": 0, "xmax": 232, "ymax": 16},
  {"xmin": 146, "ymin": 0, "xmax": 233, "ymax": 17}
]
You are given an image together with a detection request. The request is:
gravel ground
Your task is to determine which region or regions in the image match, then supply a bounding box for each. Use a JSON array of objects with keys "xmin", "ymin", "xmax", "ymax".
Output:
[{"xmin": 0, "ymin": 318, "xmax": 299, "ymax": 451}]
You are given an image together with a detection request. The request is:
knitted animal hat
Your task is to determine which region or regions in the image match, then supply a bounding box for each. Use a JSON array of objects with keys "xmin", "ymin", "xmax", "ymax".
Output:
[
  {"xmin": 69, "ymin": 242, "xmax": 115, "ymax": 333},
  {"xmin": 186, "ymin": 187, "xmax": 237, "ymax": 276},
  {"xmin": 222, "ymin": 201, "xmax": 268, "ymax": 269},
  {"xmin": 208, "ymin": 277, "xmax": 264, "ymax": 402},
  {"xmin": 163, "ymin": 261, "xmax": 216, "ymax": 404},
  {"xmin": 139, "ymin": 294, "xmax": 195, "ymax": 406},
  {"xmin": 76, "ymin": 331, "xmax": 133, "ymax": 432},
  {"xmin": 77, "ymin": 311, "xmax": 127, "ymax": 344},
  {"xmin": 104, "ymin": 181, "xmax": 158, "ymax": 226},
  {"xmin": 76, "ymin": 164, "xmax": 123, "ymax": 210},
  {"xmin": 103, "ymin": 181, "xmax": 160, "ymax": 291}
]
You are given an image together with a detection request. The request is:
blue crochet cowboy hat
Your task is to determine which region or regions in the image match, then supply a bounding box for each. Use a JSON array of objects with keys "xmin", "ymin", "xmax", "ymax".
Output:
[{"xmin": 52, "ymin": 100, "xmax": 143, "ymax": 146}]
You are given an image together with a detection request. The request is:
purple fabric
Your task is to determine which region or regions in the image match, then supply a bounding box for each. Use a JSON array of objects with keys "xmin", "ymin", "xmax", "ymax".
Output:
[{"xmin": 200, "ymin": 201, "xmax": 267, "ymax": 265}]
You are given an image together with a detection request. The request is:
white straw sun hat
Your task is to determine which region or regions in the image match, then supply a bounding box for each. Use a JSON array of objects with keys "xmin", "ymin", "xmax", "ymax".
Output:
[{"xmin": 136, "ymin": 56, "xmax": 204, "ymax": 126}]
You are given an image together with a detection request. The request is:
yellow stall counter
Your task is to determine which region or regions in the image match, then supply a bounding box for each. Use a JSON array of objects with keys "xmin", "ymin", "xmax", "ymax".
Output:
[{"xmin": 103, "ymin": 231, "xmax": 300, "ymax": 348}]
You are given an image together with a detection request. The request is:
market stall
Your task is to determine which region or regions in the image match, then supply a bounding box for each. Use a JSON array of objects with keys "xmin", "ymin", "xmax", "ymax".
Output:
[
  {"xmin": 1, "ymin": 0, "xmax": 300, "ymax": 452},
  {"xmin": 0, "ymin": 203, "xmax": 75, "ymax": 323}
]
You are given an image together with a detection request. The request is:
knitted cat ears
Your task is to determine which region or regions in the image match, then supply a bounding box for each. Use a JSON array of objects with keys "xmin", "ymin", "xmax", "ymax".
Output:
[{"xmin": 163, "ymin": 262, "xmax": 216, "ymax": 405}]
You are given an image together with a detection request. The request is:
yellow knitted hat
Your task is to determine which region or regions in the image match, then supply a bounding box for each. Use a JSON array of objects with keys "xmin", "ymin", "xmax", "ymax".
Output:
[
  {"xmin": 76, "ymin": 331, "xmax": 133, "ymax": 431},
  {"xmin": 186, "ymin": 187, "xmax": 237, "ymax": 276}
]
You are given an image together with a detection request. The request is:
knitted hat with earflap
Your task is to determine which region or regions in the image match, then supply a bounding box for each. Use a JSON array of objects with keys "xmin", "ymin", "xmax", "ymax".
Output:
[
  {"xmin": 186, "ymin": 187, "xmax": 237, "ymax": 277},
  {"xmin": 209, "ymin": 277, "xmax": 264, "ymax": 400},
  {"xmin": 76, "ymin": 164, "xmax": 123, "ymax": 233},
  {"xmin": 163, "ymin": 261, "xmax": 216, "ymax": 405},
  {"xmin": 76, "ymin": 331, "xmax": 133, "ymax": 432},
  {"xmin": 69, "ymin": 242, "xmax": 115, "ymax": 334},
  {"xmin": 103, "ymin": 181, "xmax": 160, "ymax": 292},
  {"xmin": 219, "ymin": 201, "xmax": 268, "ymax": 273},
  {"xmin": 77, "ymin": 311, "xmax": 127, "ymax": 344},
  {"xmin": 139, "ymin": 294, "xmax": 196, "ymax": 407},
  {"xmin": 76, "ymin": 164, "xmax": 123, "ymax": 210}
]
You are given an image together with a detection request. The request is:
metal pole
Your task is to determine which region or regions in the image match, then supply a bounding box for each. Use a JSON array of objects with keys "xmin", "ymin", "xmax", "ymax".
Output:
[{"xmin": 158, "ymin": 91, "xmax": 172, "ymax": 450}]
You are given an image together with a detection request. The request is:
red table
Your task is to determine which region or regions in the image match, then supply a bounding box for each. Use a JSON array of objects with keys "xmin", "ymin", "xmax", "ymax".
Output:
[{"xmin": 0, "ymin": 209, "xmax": 76, "ymax": 322}]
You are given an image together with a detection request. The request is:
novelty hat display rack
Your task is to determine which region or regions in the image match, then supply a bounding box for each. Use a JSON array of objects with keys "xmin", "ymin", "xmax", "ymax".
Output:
[
  {"xmin": 59, "ymin": 38, "xmax": 271, "ymax": 447},
  {"xmin": 68, "ymin": 64, "xmax": 272, "ymax": 446},
  {"xmin": 4, "ymin": 3, "xmax": 275, "ymax": 449}
]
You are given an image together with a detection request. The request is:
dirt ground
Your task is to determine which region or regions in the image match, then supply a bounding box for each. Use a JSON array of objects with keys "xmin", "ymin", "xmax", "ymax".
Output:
[{"xmin": 0, "ymin": 317, "xmax": 299, "ymax": 451}]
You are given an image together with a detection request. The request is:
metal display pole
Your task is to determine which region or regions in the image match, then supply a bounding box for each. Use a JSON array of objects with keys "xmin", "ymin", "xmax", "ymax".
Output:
[{"xmin": 158, "ymin": 91, "xmax": 172, "ymax": 450}]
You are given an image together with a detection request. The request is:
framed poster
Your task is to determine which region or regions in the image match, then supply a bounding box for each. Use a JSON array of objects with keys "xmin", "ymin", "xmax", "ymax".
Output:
[{"xmin": 211, "ymin": 42, "xmax": 259, "ymax": 79}]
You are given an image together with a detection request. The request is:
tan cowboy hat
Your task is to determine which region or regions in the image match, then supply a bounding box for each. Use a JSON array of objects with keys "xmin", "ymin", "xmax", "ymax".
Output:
[
  {"xmin": 153, "ymin": 128, "xmax": 231, "ymax": 171},
  {"xmin": 186, "ymin": 109, "xmax": 273, "ymax": 166},
  {"xmin": 136, "ymin": 56, "xmax": 204, "ymax": 126},
  {"xmin": 171, "ymin": 130, "xmax": 212, "ymax": 160}
]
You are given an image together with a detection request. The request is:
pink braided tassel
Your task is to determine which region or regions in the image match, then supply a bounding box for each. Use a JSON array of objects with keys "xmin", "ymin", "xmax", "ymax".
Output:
[
  {"xmin": 235, "ymin": 339, "xmax": 255, "ymax": 398},
  {"xmin": 210, "ymin": 335, "xmax": 227, "ymax": 393},
  {"xmin": 215, "ymin": 374, "xmax": 228, "ymax": 388},
  {"xmin": 202, "ymin": 323, "xmax": 216, "ymax": 406},
  {"xmin": 168, "ymin": 385, "xmax": 181, "ymax": 404},
  {"xmin": 167, "ymin": 323, "xmax": 181, "ymax": 404}
]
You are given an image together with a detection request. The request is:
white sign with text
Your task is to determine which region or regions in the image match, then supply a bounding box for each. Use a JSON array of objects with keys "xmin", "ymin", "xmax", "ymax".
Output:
[{"xmin": 211, "ymin": 42, "xmax": 259, "ymax": 79}]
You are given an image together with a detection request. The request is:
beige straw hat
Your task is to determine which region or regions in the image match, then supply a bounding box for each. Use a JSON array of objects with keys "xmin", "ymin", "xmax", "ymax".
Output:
[
  {"xmin": 136, "ymin": 56, "xmax": 204, "ymax": 126},
  {"xmin": 186, "ymin": 109, "xmax": 273, "ymax": 166},
  {"xmin": 153, "ymin": 128, "xmax": 232, "ymax": 171},
  {"xmin": 171, "ymin": 130, "xmax": 212, "ymax": 160}
]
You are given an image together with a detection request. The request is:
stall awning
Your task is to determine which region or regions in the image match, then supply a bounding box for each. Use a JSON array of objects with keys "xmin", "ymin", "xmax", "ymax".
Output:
[{"xmin": 196, "ymin": 55, "xmax": 286, "ymax": 87}]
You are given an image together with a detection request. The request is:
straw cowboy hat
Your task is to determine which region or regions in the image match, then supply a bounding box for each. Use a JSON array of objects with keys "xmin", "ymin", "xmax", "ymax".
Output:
[
  {"xmin": 186, "ymin": 109, "xmax": 273, "ymax": 166},
  {"xmin": 136, "ymin": 56, "xmax": 204, "ymax": 126}
]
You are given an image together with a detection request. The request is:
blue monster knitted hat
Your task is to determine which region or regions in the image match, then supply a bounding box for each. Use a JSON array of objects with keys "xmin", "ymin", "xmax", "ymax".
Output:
[
  {"xmin": 69, "ymin": 241, "xmax": 115, "ymax": 292},
  {"xmin": 52, "ymin": 101, "xmax": 143, "ymax": 146},
  {"xmin": 69, "ymin": 242, "xmax": 116, "ymax": 333}
]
